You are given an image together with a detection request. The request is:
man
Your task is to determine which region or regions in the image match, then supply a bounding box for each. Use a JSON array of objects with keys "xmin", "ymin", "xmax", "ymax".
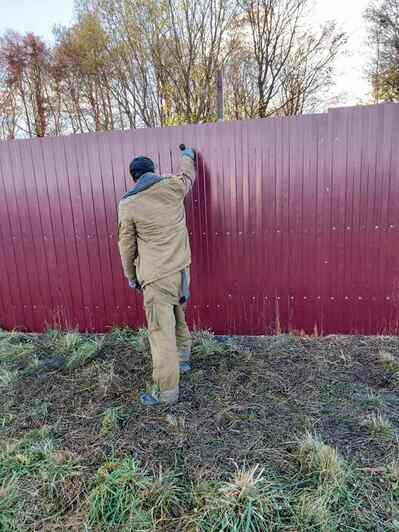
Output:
[{"xmin": 118, "ymin": 146, "xmax": 196, "ymax": 406}]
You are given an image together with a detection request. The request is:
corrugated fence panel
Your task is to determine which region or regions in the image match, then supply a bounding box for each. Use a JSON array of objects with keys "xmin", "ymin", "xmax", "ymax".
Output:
[{"xmin": 1, "ymin": 103, "xmax": 399, "ymax": 334}]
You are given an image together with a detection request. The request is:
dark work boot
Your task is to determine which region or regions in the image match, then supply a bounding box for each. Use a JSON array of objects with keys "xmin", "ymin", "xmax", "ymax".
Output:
[
  {"xmin": 139, "ymin": 393, "xmax": 160, "ymax": 406},
  {"xmin": 139, "ymin": 386, "xmax": 178, "ymax": 406},
  {"xmin": 180, "ymin": 361, "xmax": 191, "ymax": 374}
]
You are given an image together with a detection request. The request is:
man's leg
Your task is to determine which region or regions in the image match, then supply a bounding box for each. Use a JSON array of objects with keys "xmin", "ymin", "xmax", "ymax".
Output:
[
  {"xmin": 143, "ymin": 276, "xmax": 181, "ymax": 404},
  {"xmin": 174, "ymin": 304, "xmax": 191, "ymax": 366}
]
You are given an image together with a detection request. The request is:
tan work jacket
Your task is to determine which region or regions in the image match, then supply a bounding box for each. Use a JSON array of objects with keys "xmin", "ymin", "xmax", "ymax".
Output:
[{"xmin": 118, "ymin": 155, "xmax": 196, "ymax": 287}]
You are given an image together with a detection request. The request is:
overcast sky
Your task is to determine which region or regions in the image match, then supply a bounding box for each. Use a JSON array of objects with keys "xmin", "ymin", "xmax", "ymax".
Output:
[{"xmin": 0, "ymin": 0, "xmax": 372, "ymax": 107}]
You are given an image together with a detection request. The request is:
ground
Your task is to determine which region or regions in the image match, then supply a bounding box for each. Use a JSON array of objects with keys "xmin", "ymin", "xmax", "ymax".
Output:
[{"xmin": 1, "ymin": 329, "xmax": 399, "ymax": 531}]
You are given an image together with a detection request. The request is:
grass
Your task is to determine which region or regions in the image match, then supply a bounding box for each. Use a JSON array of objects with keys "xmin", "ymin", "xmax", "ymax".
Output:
[
  {"xmin": 294, "ymin": 434, "xmax": 365, "ymax": 531},
  {"xmin": 84, "ymin": 455, "xmax": 395, "ymax": 532},
  {"xmin": 363, "ymin": 413, "xmax": 395, "ymax": 441},
  {"xmin": 188, "ymin": 464, "xmax": 278, "ymax": 532},
  {"xmin": 143, "ymin": 467, "xmax": 185, "ymax": 522},
  {"xmin": 297, "ymin": 432, "xmax": 346, "ymax": 487},
  {"xmin": 57, "ymin": 331, "xmax": 81, "ymax": 353},
  {"xmin": 378, "ymin": 350, "xmax": 399, "ymax": 373},
  {"xmin": 0, "ymin": 427, "xmax": 80, "ymax": 502},
  {"xmin": 388, "ymin": 461, "xmax": 399, "ymax": 482},
  {"xmin": 0, "ymin": 425, "xmax": 83, "ymax": 531},
  {"xmin": 28, "ymin": 401, "xmax": 50, "ymax": 423},
  {"xmin": 0, "ymin": 368, "xmax": 18, "ymax": 389},
  {"xmin": 100, "ymin": 406, "xmax": 128, "ymax": 436},
  {"xmin": 0, "ymin": 428, "xmax": 54, "ymax": 480},
  {"xmin": 0, "ymin": 414, "xmax": 14, "ymax": 429},
  {"xmin": 109, "ymin": 326, "xmax": 138, "ymax": 342},
  {"xmin": 87, "ymin": 457, "xmax": 162, "ymax": 529},
  {"xmin": 192, "ymin": 330, "xmax": 227, "ymax": 358},
  {"xmin": 295, "ymin": 490, "xmax": 332, "ymax": 531},
  {"xmin": 1, "ymin": 329, "xmax": 399, "ymax": 530},
  {"xmin": 359, "ymin": 390, "xmax": 385, "ymax": 409},
  {"xmin": 108, "ymin": 326, "xmax": 147, "ymax": 351},
  {"xmin": 0, "ymin": 338, "xmax": 35, "ymax": 371},
  {"xmin": 65, "ymin": 337, "xmax": 101, "ymax": 369},
  {"xmin": 0, "ymin": 477, "xmax": 24, "ymax": 531},
  {"xmin": 97, "ymin": 360, "xmax": 119, "ymax": 398}
]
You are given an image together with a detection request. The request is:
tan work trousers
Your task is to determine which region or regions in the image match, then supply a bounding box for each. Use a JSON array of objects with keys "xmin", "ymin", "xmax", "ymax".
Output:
[{"xmin": 143, "ymin": 271, "xmax": 191, "ymax": 403}]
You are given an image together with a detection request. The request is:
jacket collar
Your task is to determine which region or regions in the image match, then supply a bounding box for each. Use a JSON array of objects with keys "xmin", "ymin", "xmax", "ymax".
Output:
[{"xmin": 122, "ymin": 172, "xmax": 164, "ymax": 199}]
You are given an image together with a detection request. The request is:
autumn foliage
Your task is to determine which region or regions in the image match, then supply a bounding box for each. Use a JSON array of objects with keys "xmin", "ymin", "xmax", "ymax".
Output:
[{"xmin": 0, "ymin": 0, "xmax": 346, "ymax": 139}]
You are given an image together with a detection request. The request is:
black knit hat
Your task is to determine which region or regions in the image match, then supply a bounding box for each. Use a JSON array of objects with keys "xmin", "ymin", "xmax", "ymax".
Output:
[{"xmin": 129, "ymin": 156, "xmax": 155, "ymax": 180}]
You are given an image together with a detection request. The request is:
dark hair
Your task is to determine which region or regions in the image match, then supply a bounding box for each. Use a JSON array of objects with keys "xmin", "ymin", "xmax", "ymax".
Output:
[{"xmin": 129, "ymin": 156, "xmax": 155, "ymax": 181}]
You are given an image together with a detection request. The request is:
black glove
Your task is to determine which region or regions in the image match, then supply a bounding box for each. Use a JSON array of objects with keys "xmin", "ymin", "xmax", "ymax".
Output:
[{"xmin": 128, "ymin": 279, "xmax": 142, "ymax": 292}]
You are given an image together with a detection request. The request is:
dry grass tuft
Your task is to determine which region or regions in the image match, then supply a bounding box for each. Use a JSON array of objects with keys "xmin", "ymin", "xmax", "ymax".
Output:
[
  {"xmin": 57, "ymin": 331, "xmax": 81, "ymax": 353},
  {"xmin": 363, "ymin": 413, "xmax": 395, "ymax": 441},
  {"xmin": 108, "ymin": 327, "xmax": 147, "ymax": 351},
  {"xmin": 297, "ymin": 432, "xmax": 345, "ymax": 485},
  {"xmin": 296, "ymin": 490, "xmax": 332, "ymax": 531},
  {"xmin": 378, "ymin": 350, "xmax": 399, "ymax": 373},
  {"xmin": 220, "ymin": 463, "xmax": 265, "ymax": 500},
  {"xmin": 361, "ymin": 389, "xmax": 385, "ymax": 409},
  {"xmin": 192, "ymin": 330, "xmax": 226, "ymax": 358},
  {"xmin": 0, "ymin": 369, "xmax": 18, "ymax": 389},
  {"xmin": 187, "ymin": 463, "xmax": 277, "ymax": 531}
]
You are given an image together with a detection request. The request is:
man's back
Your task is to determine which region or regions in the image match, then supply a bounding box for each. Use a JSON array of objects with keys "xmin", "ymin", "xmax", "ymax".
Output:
[{"xmin": 118, "ymin": 156, "xmax": 196, "ymax": 287}]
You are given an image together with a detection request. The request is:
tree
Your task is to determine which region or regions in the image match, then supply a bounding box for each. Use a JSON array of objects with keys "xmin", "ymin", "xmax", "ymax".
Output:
[
  {"xmin": 0, "ymin": 0, "xmax": 347, "ymax": 138},
  {"xmin": 228, "ymin": 0, "xmax": 346, "ymax": 118},
  {"xmin": 77, "ymin": 0, "xmax": 237, "ymax": 127},
  {"xmin": 277, "ymin": 22, "xmax": 346, "ymax": 116},
  {"xmin": 54, "ymin": 13, "xmax": 117, "ymax": 132},
  {"xmin": 85, "ymin": 0, "xmax": 170, "ymax": 128},
  {"xmin": 0, "ymin": 32, "xmax": 52, "ymax": 137},
  {"xmin": 0, "ymin": 59, "xmax": 18, "ymax": 138},
  {"xmin": 157, "ymin": 0, "xmax": 238, "ymax": 124},
  {"xmin": 364, "ymin": 0, "xmax": 399, "ymax": 102}
]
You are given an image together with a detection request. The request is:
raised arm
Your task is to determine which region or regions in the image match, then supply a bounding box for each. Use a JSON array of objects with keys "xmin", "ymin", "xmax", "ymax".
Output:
[{"xmin": 171, "ymin": 147, "xmax": 196, "ymax": 196}]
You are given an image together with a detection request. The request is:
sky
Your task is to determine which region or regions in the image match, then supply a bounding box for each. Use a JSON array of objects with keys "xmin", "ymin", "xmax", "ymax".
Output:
[
  {"xmin": 312, "ymin": 0, "xmax": 372, "ymax": 105},
  {"xmin": 0, "ymin": 0, "xmax": 75, "ymax": 37},
  {"xmin": 0, "ymin": 0, "xmax": 372, "ymax": 107}
]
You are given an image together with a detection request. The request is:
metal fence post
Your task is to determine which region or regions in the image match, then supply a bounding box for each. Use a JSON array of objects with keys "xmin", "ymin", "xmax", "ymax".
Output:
[{"xmin": 217, "ymin": 69, "xmax": 224, "ymax": 121}]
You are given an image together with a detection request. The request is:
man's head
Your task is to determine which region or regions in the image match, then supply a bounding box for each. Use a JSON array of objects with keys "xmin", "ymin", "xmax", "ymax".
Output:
[{"xmin": 129, "ymin": 156, "xmax": 155, "ymax": 181}]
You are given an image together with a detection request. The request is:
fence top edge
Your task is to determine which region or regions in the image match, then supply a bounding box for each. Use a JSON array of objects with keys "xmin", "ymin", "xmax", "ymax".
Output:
[{"xmin": 1, "ymin": 102, "xmax": 398, "ymax": 146}]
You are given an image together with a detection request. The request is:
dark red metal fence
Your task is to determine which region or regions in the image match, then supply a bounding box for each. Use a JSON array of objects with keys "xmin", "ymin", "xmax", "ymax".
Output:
[{"xmin": 1, "ymin": 103, "xmax": 399, "ymax": 334}]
